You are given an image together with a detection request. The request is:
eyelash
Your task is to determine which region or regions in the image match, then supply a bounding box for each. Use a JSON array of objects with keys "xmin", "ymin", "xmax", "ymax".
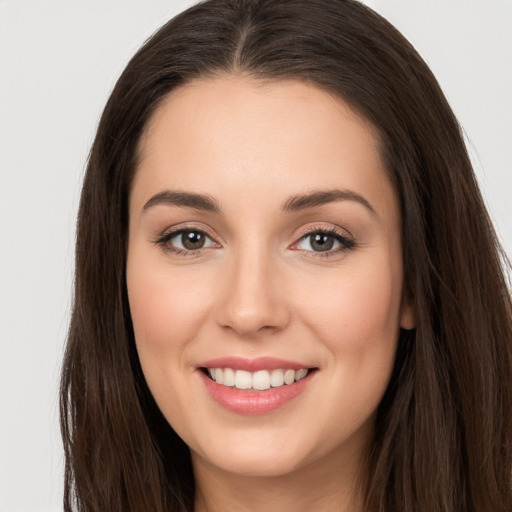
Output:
[
  {"xmin": 291, "ymin": 226, "xmax": 356, "ymax": 258},
  {"xmin": 154, "ymin": 226, "xmax": 356, "ymax": 258},
  {"xmin": 154, "ymin": 227, "xmax": 219, "ymax": 257}
]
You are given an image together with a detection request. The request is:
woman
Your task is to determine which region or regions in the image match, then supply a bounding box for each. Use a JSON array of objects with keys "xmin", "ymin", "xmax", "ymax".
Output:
[{"xmin": 60, "ymin": 0, "xmax": 512, "ymax": 510}]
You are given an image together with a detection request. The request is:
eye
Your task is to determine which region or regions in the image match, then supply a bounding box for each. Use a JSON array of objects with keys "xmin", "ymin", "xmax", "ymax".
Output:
[
  {"xmin": 156, "ymin": 228, "xmax": 219, "ymax": 254},
  {"xmin": 293, "ymin": 229, "xmax": 355, "ymax": 254},
  {"xmin": 170, "ymin": 230, "xmax": 215, "ymax": 250}
]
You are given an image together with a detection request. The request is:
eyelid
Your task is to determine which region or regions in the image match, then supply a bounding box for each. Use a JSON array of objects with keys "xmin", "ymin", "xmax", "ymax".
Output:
[
  {"xmin": 156, "ymin": 222, "xmax": 220, "ymax": 241},
  {"xmin": 292, "ymin": 223, "xmax": 353, "ymax": 241},
  {"xmin": 153, "ymin": 221, "xmax": 355, "ymax": 257},
  {"xmin": 289, "ymin": 223, "xmax": 356, "ymax": 256},
  {"xmin": 154, "ymin": 223, "xmax": 222, "ymax": 255}
]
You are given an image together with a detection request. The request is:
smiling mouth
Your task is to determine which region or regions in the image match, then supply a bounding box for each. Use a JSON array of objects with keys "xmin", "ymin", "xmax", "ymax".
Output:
[{"xmin": 202, "ymin": 367, "xmax": 315, "ymax": 391}]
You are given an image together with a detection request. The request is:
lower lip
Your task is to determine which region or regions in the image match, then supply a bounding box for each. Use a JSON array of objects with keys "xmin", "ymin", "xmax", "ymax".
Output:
[{"xmin": 198, "ymin": 370, "xmax": 314, "ymax": 415}]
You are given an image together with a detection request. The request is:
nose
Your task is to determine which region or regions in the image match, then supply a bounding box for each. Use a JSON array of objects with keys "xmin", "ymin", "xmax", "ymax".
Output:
[{"xmin": 215, "ymin": 248, "xmax": 291, "ymax": 337}]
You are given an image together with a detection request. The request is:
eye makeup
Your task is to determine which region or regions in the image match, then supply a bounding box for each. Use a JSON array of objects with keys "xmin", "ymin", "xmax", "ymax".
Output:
[
  {"xmin": 154, "ymin": 225, "xmax": 220, "ymax": 257},
  {"xmin": 153, "ymin": 222, "xmax": 356, "ymax": 259}
]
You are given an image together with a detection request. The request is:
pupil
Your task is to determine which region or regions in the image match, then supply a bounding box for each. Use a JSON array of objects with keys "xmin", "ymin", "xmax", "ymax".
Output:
[
  {"xmin": 311, "ymin": 233, "xmax": 334, "ymax": 252},
  {"xmin": 182, "ymin": 231, "xmax": 205, "ymax": 249}
]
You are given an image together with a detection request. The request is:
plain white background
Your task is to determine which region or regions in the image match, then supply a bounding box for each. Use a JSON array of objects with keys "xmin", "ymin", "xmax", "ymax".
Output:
[{"xmin": 0, "ymin": 1, "xmax": 510, "ymax": 510}]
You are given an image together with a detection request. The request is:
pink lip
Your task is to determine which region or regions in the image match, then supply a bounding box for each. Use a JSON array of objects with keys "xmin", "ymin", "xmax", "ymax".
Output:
[
  {"xmin": 198, "ymin": 356, "xmax": 311, "ymax": 372},
  {"xmin": 197, "ymin": 367, "xmax": 316, "ymax": 415}
]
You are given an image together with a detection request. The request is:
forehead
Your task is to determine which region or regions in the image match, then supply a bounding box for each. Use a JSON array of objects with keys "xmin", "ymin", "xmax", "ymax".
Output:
[{"xmin": 133, "ymin": 75, "xmax": 398, "ymax": 223}]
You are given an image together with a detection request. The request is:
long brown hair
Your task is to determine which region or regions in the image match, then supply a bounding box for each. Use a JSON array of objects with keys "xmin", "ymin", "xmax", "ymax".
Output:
[{"xmin": 60, "ymin": 1, "xmax": 512, "ymax": 510}]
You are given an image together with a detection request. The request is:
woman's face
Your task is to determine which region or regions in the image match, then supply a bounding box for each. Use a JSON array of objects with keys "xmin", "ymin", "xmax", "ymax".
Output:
[{"xmin": 127, "ymin": 76, "xmax": 414, "ymax": 479}]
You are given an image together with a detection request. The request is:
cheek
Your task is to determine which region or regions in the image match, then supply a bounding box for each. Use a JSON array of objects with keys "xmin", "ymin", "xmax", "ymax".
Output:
[
  {"xmin": 297, "ymin": 257, "xmax": 402, "ymax": 430},
  {"xmin": 126, "ymin": 258, "xmax": 213, "ymax": 419},
  {"xmin": 126, "ymin": 254, "xmax": 213, "ymax": 363},
  {"xmin": 297, "ymin": 255, "xmax": 402, "ymax": 357}
]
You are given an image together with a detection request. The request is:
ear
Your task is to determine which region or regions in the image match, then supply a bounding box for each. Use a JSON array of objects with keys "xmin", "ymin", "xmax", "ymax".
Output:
[{"xmin": 399, "ymin": 293, "xmax": 416, "ymax": 330}]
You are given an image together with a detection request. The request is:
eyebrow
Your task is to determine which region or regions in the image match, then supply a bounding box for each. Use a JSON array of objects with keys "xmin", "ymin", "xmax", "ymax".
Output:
[
  {"xmin": 142, "ymin": 188, "xmax": 376, "ymax": 216},
  {"xmin": 283, "ymin": 189, "xmax": 376, "ymax": 215},
  {"xmin": 143, "ymin": 191, "xmax": 220, "ymax": 213}
]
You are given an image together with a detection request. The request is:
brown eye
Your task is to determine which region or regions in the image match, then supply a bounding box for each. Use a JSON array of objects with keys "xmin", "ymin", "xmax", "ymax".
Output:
[
  {"xmin": 309, "ymin": 233, "xmax": 334, "ymax": 252},
  {"xmin": 158, "ymin": 228, "xmax": 218, "ymax": 253},
  {"xmin": 294, "ymin": 230, "xmax": 355, "ymax": 254},
  {"xmin": 181, "ymin": 230, "xmax": 206, "ymax": 250}
]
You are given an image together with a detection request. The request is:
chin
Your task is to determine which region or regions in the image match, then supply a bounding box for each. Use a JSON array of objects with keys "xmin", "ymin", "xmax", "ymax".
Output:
[
  {"xmin": 195, "ymin": 446, "xmax": 310, "ymax": 478},
  {"xmin": 187, "ymin": 423, "xmax": 343, "ymax": 480}
]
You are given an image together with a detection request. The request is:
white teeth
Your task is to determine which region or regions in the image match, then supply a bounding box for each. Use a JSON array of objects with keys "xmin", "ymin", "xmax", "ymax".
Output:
[
  {"xmin": 252, "ymin": 370, "xmax": 271, "ymax": 390},
  {"xmin": 223, "ymin": 367, "xmax": 235, "ymax": 387},
  {"xmin": 214, "ymin": 368, "xmax": 224, "ymax": 385},
  {"xmin": 270, "ymin": 369, "xmax": 284, "ymax": 387},
  {"xmin": 295, "ymin": 368, "xmax": 308, "ymax": 381},
  {"xmin": 284, "ymin": 369, "xmax": 295, "ymax": 385},
  {"xmin": 206, "ymin": 367, "xmax": 310, "ymax": 390},
  {"xmin": 235, "ymin": 370, "xmax": 252, "ymax": 389}
]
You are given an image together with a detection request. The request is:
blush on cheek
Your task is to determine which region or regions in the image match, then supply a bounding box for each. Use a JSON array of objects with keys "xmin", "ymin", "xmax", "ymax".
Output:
[
  {"xmin": 127, "ymin": 275, "xmax": 176, "ymax": 362},
  {"xmin": 127, "ymin": 265, "xmax": 212, "ymax": 358},
  {"xmin": 303, "ymin": 269, "xmax": 400, "ymax": 352},
  {"xmin": 347, "ymin": 260, "xmax": 403, "ymax": 334}
]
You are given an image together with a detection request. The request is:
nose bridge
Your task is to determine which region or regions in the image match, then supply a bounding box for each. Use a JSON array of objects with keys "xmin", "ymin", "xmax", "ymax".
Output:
[{"xmin": 216, "ymin": 240, "xmax": 289, "ymax": 336}]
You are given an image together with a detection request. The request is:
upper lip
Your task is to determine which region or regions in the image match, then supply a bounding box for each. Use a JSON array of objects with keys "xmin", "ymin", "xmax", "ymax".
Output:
[{"xmin": 197, "ymin": 356, "xmax": 314, "ymax": 372}]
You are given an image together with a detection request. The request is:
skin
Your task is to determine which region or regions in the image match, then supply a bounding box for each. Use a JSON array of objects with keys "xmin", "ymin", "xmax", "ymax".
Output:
[{"xmin": 127, "ymin": 76, "xmax": 415, "ymax": 512}]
